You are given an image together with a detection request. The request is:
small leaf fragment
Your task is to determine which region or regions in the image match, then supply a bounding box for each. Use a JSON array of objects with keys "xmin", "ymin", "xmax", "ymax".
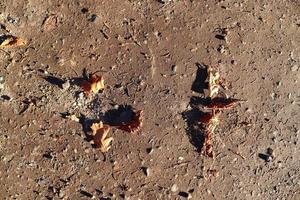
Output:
[
  {"xmin": 91, "ymin": 122, "xmax": 113, "ymax": 152},
  {"xmin": 66, "ymin": 114, "xmax": 80, "ymax": 122},
  {"xmin": 208, "ymin": 66, "xmax": 221, "ymax": 98},
  {"xmin": 0, "ymin": 35, "xmax": 26, "ymax": 48},
  {"xmin": 116, "ymin": 110, "xmax": 143, "ymax": 133}
]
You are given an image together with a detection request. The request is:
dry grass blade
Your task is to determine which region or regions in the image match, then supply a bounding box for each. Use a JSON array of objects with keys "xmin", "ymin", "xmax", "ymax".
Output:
[
  {"xmin": 91, "ymin": 122, "xmax": 113, "ymax": 152},
  {"xmin": 0, "ymin": 35, "xmax": 26, "ymax": 48},
  {"xmin": 116, "ymin": 110, "xmax": 143, "ymax": 133}
]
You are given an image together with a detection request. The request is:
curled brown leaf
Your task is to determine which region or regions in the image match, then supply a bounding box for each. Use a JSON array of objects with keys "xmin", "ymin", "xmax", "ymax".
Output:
[{"xmin": 91, "ymin": 122, "xmax": 113, "ymax": 152}]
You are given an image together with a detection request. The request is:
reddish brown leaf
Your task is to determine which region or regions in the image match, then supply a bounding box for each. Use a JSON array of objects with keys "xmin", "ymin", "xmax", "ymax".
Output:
[
  {"xmin": 81, "ymin": 74, "xmax": 104, "ymax": 94},
  {"xmin": 116, "ymin": 110, "xmax": 143, "ymax": 133}
]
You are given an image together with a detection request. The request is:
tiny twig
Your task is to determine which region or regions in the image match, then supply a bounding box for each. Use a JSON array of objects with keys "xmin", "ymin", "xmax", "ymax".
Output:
[{"xmin": 228, "ymin": 148, "xmax": 245, "ymax": 159}]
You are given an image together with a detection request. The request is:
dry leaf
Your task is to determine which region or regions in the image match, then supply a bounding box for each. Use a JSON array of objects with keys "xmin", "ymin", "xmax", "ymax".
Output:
[
  {"xmin": 116, "ymin": 110, "xmax": 143, "ymax": 133},
  {"xmin": 0, "ymin": 35, "xmax": 26, "ymax": 48},
  {"xmin": 81, "ymin": 74, "xmax": 104, "ymax": 94},
  {"xmin": 91, "ymin": 122, "xmax": 113, "ymax": 152},
  {"xmin": 208, "ymin": 66, "xmax": 221, "ymax": 98}
]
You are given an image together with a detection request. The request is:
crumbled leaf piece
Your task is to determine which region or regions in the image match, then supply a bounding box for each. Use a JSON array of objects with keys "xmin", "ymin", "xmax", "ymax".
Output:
[
  {"xmin": 91, "ymin": 122, "xmax": 113, "ymax": 152},
  {"xmin": 206, "ymin": 98, "xmax": 240, "ymax": 110},
  {"xmin": 66, "ymin": 114, "xmax": 80, "ymax": 122},
  {"xmin": 204, "ymin": 130, "xmax": 213, "ymax": 157},
  {"xmin": 81, "ymin": 74, "xmax": 104, "ymax": 94},
  {"xmin": 0, "ymin": 35, "xmax": 26, "ymax": 48},
  {"xmin": 116, "ymin": 110, "xmax": 143, "ymax": 133}
]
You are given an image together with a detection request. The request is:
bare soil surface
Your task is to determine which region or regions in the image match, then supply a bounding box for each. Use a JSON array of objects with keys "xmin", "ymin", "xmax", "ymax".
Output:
[{"xmin": 0, "ymin": 0, "xmax": 299, "ymax": 199}]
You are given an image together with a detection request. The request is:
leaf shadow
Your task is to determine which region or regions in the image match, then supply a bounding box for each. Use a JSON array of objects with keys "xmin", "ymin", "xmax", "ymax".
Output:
[
  {"xmin": 182, "ymin": 62, "xmax": 210, "ymax": 152},
  {"xmin": 103, "ymin": 105, "xmax": 134, "ymax": 126},
  {"xmin": 191, "ymin": 62, "xmax": 209, "ymax": 94},
  {"xmin": 42, "ymin": 75, "xmax": 65, "ymax": 89}
]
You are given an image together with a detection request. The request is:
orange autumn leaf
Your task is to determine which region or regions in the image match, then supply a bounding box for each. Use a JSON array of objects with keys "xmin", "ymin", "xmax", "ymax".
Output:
[
  {"xmin": 91, "ymin": 122, "xmax": 113, "ymax": 152},
  {"xmin": 116, "ymin": 110, "xmax": 143, "ymax": 133},
  {"xmin": 0, "ymin": 35, "xmax": 26, "ymax": 48},
  {"xmin": 81, "ymin": 74, "xmax": 104, "ymax": 95}
]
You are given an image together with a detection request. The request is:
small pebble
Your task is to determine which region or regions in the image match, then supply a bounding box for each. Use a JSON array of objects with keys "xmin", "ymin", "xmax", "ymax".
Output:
[
  {"xmin": 62, "ymin": 80, "xmax": 70, "ymax": 90},
  {"xmin": 178, "ymin": 191, "xmax": 189, "ymax": 198},
  {"xmin": 171, "ymin": 65, "xmax": 177, "ymax": 73},
  {"xmin": 146, "ymin": 147, "xmax": 153, "ymax": 154},
  {"xmin": 171, "ymin": 184, "xmax": 178, "ymax": 192},
  {"xmin": 217, "ymin": 45, "xmax": 226, "ymax": 53},
  {"xmin": 81, "ymin": 8, "xmax": 89, "ymax": 13},
  {"xmin": 267, "ymin": 148, "xmax": 274, "ymax": 157},
  {"xmin": 0, "ymin": 95, "xmax": 11, "ymax": 101},
  {"xmin": 258, "ymin": 153, "xmax": 272, "ymax": 162},
  {"xmin": 291, "ymin": 65, "xmax": 298, "ymax": 72},
  {"xmin": 0, "ymin": 76, "xmax": 4, "ymax": 90},
  {"xmin": 0, "ymin": 76, "xmax": 5, "ymax": 84},
  {"xmin": 141, "ymin": 167, "xmax": 150, "ymax": 176},
  {"xmin": 78, "ymin": 92, "xmax": 84, "ymax": 99},
  {"xmin": 88, "ymin": 14, "xmax": 97, "ymax": 22}
]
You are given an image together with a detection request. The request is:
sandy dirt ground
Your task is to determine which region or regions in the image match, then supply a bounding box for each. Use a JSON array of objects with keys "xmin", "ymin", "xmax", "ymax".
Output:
[{"xmin": 0, "ymin": 0, "xmax": 299, "ymax": 199}]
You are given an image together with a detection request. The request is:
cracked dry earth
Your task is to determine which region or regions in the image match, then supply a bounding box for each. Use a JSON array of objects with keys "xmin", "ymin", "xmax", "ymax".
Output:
[{"xmin": 0, "ymin": 0, "xmax": 299, "ymax": 200}]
